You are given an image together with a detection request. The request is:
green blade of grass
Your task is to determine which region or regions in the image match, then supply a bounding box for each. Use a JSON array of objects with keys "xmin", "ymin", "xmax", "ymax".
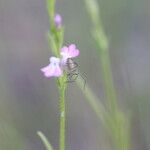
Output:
[{"xmin": 37, "ymin": 131, "xmax": 53, "ymax": 150}]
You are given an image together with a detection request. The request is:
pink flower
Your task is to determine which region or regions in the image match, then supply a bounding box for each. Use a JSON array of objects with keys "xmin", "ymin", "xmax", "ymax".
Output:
[
  {"xmin": 41, "ymin": 44, "xmax": 80, "ymax": 78},
  {"xmin": 41, "ymin": 57, "xmax": 62, "ymax": 77},
  {"xmin": 60, "ymin": 44, "xmax": 80, "ymax": 64},
  {"xmin": 54, "ymin": 14, "xmax": 62, "ymax": 27}
]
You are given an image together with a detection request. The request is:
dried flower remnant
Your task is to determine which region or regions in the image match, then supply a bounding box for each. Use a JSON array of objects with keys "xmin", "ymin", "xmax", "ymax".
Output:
[
  {"xmin": 54, "ymin": 14, "xmax": 62, "ymax": 27},
  {"xmin": 41, "ymin": 57, "xmax": 62, "ymax": 77}
]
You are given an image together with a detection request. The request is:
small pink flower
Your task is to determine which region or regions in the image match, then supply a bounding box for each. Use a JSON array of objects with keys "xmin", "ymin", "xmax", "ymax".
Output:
[
  {"xmin": 41, "ymin": 57, "xmax": 62, "ymax": 77},
  {"xmin": 54, "ymin": 14, "xmax": 62, "ymax": 27},
  {"xmin": 60, "ymin": 44, "xmax": 80, "ymax": 63}
]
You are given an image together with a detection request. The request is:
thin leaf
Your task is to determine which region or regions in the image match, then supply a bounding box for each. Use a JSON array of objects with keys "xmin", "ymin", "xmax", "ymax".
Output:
[{"xmin": 37, "ymin": 131, "xmax": 54, "ymax": 150}]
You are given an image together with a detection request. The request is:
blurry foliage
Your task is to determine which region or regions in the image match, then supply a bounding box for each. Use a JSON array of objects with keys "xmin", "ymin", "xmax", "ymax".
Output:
[{"xmin": 0, "ymin": 0, "xmax": 150, "ymax": 149}]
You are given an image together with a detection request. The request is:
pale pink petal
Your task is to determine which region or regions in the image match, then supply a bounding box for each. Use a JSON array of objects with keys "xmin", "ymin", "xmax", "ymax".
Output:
[
  {"xmin": 69, "ymin": 48, "xmax": 80, "ymax": 57},
  {"xmin": 60, "ymin": 46, "xmax": 70, "ymax": 63},
  {"xmin": 44, "ymin": 71, "xmax": 54, "ymax": 77},
  {"xmin": 68, "ymin": 44, "xmax": 76, "ymax": 51},
  {"xmin": 41, "ymin": 65, "xmax": 55, "ymax": 77},
  {"xmin": 54, "ymin": 66, "xmax": 63, "ymax": 76},
  {"xmin": 41, "ymin": 56, "xmax": 62, "ymax": 78},
  {"xmin": 50, "ymin": 57, "xmax": 60, "ymax": 63},
  {"xmin": 61, "ymin": 46, "xmax": 69, "ymax": 53},
  {"xmin": 60, "ymin": 53, "xmax": 68, "ymax": 64},
  {"xmin": 60, "ymin": 44, "xmax": 80, "ymax": 64},
  {"xmin": 68, "ymin": 44, "xmax": 79, "ymax": 58},
  {"xmin": 41, "ymin": 65, "xmax": 50, "ymax": 72}
]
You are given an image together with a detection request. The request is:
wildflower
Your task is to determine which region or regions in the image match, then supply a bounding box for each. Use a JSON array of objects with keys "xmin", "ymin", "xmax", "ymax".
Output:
[
  {"xmin": 54, "ymin": 14, "xmax": 62, "ymax": 27},
  {"xmin": 41, "ymin": 57, "xmax": 62, "ymax": 77},
  {"xmin": 41, "ymin": 44, "xmax": 80, "ymax": 78},
  {"xmin": 60, "ymin": 44, "xmax": 80, "ymax": 64}
]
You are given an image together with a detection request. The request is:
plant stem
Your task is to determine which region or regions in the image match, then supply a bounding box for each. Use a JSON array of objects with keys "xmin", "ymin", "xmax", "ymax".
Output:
[
  {"xmin": 37, "ymin": 131, "xmax": 54, "ymax": 150},
  {"xmin": 85, "ymin": 0, "xmax": 130, "ymax": 150},
  {"xmin": 85, "ymin": 0, "xmax": 117, "ymax": 113},
  {"xmin": 100, "ymin": 49, "xmax": 117, "ymax": 113},
  {"xmin": 58, "ymin": 81, "xmax": 66, "ymax": 150},
  {"xmin": 46, "ymin": 0, "xmax": 66, "ymax": 150},
  {"xmin": 76, "ymin": 78, "xmax": 105, "ymax": 122}
]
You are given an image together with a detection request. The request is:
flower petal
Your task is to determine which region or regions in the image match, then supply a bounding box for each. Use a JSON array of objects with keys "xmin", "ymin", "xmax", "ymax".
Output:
[
  {"xmin": 41, "ymin": 56, "xmax": 62, "ymax": 78},
  {"xmin": 68, "ymin": 44, "xmax": 79, "ymax": 57},
  {"xmin": 68, "ymin": 44, "xmax": 76, "ymax": 51},
  {"xmin": 69, "ymin": 48, "xmax": 79, "ymax": 57},
  {"xmin": 41, "ymin": 65, "xmax": 55, "ymax": 77},
  {"xmin": 61, "ymin": 44, "xmax": 79, "ymax": 58},
  {"xmin": 61, "ymin": 46, "xmax": 69, "ymax": 53},
  {"xmin": 54, "ymin": 66, "xmax": 63, "ymax": 76},
  {"xmin": 49, "ymin": 57, "xmax": 60, "ymax": 63}
]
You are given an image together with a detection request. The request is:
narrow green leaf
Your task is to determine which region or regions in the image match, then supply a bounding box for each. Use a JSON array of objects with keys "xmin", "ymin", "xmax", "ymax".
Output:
[
  {"xmin": 46, "ymin": 0, "xmax": 55, "ymax": 20},
  {"xmin": 37, "ymin": 131, "xmax": 53, "ymax": 150},
  {"xmin": 85, "ymin": 0, "xmax": 100, "ymax": 26},
  {"xmin": 47, "ymin": 32, "xmax": 58, "ymax": 55}
]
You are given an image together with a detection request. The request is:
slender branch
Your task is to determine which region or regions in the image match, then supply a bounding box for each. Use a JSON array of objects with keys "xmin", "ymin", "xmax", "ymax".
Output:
[
  {"xmin": 58, "ymin": 81, "xmax": 66, "ymax": 150},
  {"xmin": 46, "ymin": 0, "xmax": 66, "ymax": 150}
]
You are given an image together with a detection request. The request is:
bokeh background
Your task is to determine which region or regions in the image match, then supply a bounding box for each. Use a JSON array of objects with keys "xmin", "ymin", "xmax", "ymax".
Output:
[{"xmin": 0, "ymin": 0, "xmax": 150, "ymax": 149}]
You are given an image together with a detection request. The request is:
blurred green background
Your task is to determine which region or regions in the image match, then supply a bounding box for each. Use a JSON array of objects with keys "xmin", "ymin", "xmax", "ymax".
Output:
[{"xmin": 0, "ymin": 0, "xmax": 150, "ymax": 149}]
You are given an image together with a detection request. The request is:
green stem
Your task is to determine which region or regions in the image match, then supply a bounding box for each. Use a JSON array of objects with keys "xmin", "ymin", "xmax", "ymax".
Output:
[
  {"xmin": 85, "ymin": 0, "xmax": 117, "ymax": 113},
  {"xmin": 85, "ymin": 0, "xmax": 130, "ymax": 150},
  {"xmin": 46, "ymin": 0, "xmax": 66, "ymax": 150},
  {"xmin": 99, "ymin": 49, "xmax": 117, "ymax": 113},
  {"xmin": 76, "ymin": 78, "xmax": 105, "ymax": 122},
  {"xmin": 58, "ymin": 78, "xmax": 66, "ymax": 150},
  {"xmin": 37, "ymin": 131, "xmax": 54, "ymax": 150}
]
